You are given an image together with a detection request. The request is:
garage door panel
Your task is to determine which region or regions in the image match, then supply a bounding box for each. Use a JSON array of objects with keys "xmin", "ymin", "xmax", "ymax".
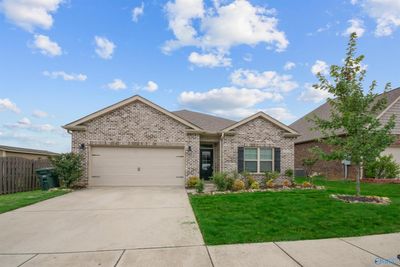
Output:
[{"xmin": 90, "ymin": 147, "xmax": 185, "ymax": 187}]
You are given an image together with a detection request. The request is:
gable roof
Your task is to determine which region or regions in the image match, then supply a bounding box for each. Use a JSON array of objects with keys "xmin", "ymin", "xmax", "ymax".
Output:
[
  {"xmin": 222, "ymin": 111, "xmax": 300, "ymax": 136},
  {"xmin": 290, "ymin": 87, "xmax": 400, "ymax": 143},
  {"xmin": 172, "ymin": 110, "xmax": 236, "ymax": 132},
  {"xmin": 0, "ymin": 145, "xmax": 58, "ymax": 156},
  {"xmin": 63, "ymin": 95, "xmax": 202, "ymax": 131}
]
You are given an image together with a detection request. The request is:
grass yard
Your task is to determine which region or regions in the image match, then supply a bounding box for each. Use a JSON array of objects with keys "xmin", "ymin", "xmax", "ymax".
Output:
[
  {"xmin": 190, "ymin": 177, "xmax": 400, "ymax": 245},
  {"xmin": 0, "ymin": 190, "xmax": 69, "ymax": 214}
]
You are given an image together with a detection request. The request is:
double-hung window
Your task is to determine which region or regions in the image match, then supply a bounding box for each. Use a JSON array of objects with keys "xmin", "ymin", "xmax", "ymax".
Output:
[{"xmin": 244, "ymin": 147, "xmax": 273, "ymax": 173}]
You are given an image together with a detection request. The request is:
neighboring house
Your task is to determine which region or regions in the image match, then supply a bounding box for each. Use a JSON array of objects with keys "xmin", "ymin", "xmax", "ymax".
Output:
[
  {"xmin": 0, "ymin": 145, "xmax": 57, "ymax": 160},
  {"xmin": 63, "ymin": 95, "xmax": 299, "ymax": 187},
  {"xmin": 290, "ymin": 87, "xmax": 400, "ymax": 179}
]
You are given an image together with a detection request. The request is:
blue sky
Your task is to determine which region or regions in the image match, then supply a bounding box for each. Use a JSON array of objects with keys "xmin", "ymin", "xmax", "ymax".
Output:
[{"xmin": 0, "ymin": 0, "xmax": 399, "ymax": 152}]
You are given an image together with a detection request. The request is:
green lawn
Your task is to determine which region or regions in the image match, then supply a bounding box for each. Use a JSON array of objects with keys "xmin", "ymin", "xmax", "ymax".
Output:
[
  {"xmin": 0, "ymin": 190, "xmax": 69, "ymax": 214},
  {"xmin": 190, "ymin": 177, "xmax": 400, "ymax": 245}
]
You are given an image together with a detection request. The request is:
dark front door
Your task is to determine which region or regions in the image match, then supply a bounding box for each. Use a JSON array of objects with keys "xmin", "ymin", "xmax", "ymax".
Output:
[{"xmin": 200, "ymin": 147, "xmax": 213, "ymax": 180}]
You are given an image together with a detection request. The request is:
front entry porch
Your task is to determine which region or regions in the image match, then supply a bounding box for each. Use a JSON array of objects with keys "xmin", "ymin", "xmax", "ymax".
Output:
[{"xmin": 199, "ymin": 143, "xmax": 220, "ymax": 180}]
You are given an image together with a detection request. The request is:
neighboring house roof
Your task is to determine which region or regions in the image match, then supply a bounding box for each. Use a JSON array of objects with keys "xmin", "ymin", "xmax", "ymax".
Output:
[
  {"xmin": 222, "ymin": 112, "xmax": 300, "ymax": 136},
  {"xmin": 0, "ymin": 145, "xmax": 58, "ymax": 156},
  {"xmin": 63, "ymin": 95, "xmax": 202, "ymax": 131},
  {"xmin": 290, "ymin": 87, "xmax": 400, "ymax": 144},
  {"xmin": 172, "ymin": 110, "xmax": 236, "ymax": 132}
]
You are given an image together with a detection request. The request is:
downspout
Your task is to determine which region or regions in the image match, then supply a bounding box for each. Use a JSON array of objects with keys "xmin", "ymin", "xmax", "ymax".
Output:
[{"xmin": 220, "ymin": 132, "xmax": 224, "ymax": 172}]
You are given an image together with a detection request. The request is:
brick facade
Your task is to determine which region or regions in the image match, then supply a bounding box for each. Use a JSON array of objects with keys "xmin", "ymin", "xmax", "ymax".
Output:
[
  {"xmin": 71, "ymin": 101, "xmax": 199, "ymax": 186},
  {"xmin": 222, "ymin": 117, "xmax": 296, "ymax": 180},
  {"xmin": 294, "ymin": 140, "xmax": 357, "ymax": 179},
  {"xmin": 69, "ymin": 99, "xmax": 295, "ymax": 186}
]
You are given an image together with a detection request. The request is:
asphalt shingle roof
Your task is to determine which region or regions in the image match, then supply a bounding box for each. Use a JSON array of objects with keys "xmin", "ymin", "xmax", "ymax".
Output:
[
  {"xmin": 172, "ymin": 110, "xmax": 236, "ymax": 132},
  {"xmin": 290, "ymin": 87, "xmax": 400, "ymax": 143},
  {"xmin": 0, "ymin": 145, "xmax": 58, "ymax": 155}
]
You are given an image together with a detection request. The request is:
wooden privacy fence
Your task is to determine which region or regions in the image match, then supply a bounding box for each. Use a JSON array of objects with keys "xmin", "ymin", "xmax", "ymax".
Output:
[{"xmin": 0, "ymin": 157, "xmax": 52, "ymax": 194}]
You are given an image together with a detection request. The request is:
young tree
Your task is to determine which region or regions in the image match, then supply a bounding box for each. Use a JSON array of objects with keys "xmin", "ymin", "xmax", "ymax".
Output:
[{"xmin": 309, "ymin": 33, "xmax": 395, "ymax": 196}]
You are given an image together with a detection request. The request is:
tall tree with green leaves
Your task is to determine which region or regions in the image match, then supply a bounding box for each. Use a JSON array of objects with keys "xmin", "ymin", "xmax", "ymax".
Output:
[{"xmin": 309, "ymin": 33, "xmax": 395, "ymax": 196}]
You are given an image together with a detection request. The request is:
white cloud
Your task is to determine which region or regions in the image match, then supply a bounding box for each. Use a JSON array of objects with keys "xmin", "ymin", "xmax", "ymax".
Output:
[
  {"xmin": 243, "ymin": 53, "xmax": 252, "ymax": 62},
  {"xmin": 283, "ymin": 61, "xmax": 296, "ymax": 70},
  {"xmin": 4, "ymin": 120, "xmax": 57, "ymax": 132},
  {"xmin": 164, "ymin": 0, "xmax": 288, "ymax": 59},
  {"xmin": 298, "ymin": 83, "xmax": 333, "ymax": 103},
  {"xmin": 32, "ymin": 110, "xmax": 48, "ymax": 118},
  {"xmin": 264, "ymin": 107, "xmax": 297, "ymax": 122},
  {"xmin": 0, "ymin": 98, "xmax": 20, "ymax": 113},
  {"xmin": 343, "ymin": 19, "xmax": 365, "ymax": 37},
  {"xmin": 311, "ymin": 60, "xmax": 329, "ymax": 76},
  {"xmin": 188, "ymin": 51, "xmax": 231, "ymax": 68},
  {"xmin": 94, "ymin": 36, "xmax": 116, "ymax": 59},
  {"xmin": 179, "ymin": 87, "xmax": 283, "ymax": 119},
  {"xmin": 132, "ymin": 2, "xmax": 144, "ymax": 22},
  {"xmin": 32, "ymin": 34, "xmax": 62, "ymax": 56},
  {"xmin": 107, "ymin": 79, "xmax": 127, "ymax": 90},
  {"xmin": 0, "ymin": 0, "xmax": 63, "ymax": 32},
  {"xmin": 144, "ymin": 81, "xmax": 159, "ymax": 92},
  {"xmin": 356, "ymin": 0, "xmax": 400, "ymax": 36},
  {"xmin": 230, "ymin": 69, "xmax": 298, "ymax": 93},
  {"xmin": 18, "ymin": 117, "xmax": 31, "ymax": 125},
  {"xmin": 43, "ymin": 71, "xmax": 87, "ymax": 81}
]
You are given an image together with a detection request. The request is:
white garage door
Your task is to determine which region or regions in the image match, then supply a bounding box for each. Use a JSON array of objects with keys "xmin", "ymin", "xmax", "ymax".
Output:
[
  {"xmin": 90, "ymin": 147, "xmax": 185, "ymax": 186},
  {"xmin": 381, "ymin": 147, "xmax": 400, "ymax": 163}
]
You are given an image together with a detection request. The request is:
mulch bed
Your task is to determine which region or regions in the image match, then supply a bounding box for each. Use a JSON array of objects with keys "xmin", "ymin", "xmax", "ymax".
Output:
[
  {"xmin": 362, "ymin": 178, "xmax": 400, "ymax": 184},
  {"xmin": 188, "ymin": 185, "xmax": 325, "ymax": 195},
  {"xmin": 331, "ymin": 194, "xmax": 391, "ymax": 204}
]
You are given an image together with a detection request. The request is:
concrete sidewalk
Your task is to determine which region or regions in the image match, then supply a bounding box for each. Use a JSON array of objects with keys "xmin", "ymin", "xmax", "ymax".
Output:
[
  {"xmin": 0, "ymin": 188, "xmax": 398, "ymax": 266},
  {"xmin": 1, "ymin": 233, "xmax": 399, "ymax": 266}
]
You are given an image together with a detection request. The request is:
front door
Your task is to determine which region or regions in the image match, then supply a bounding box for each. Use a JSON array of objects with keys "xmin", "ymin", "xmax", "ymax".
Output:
[{"xmin": 200, "ymin": 147, "xmax": 213, "ymax": 180}]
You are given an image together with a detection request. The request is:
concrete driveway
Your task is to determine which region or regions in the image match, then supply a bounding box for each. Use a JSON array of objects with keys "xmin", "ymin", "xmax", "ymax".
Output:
[
  {"xmin": 1, "ymin": 188, "xmax": 399, "ymax": 266},
  {"xmin": 0, "ymin": 187, "xmax": 213, "ymax": 266}
]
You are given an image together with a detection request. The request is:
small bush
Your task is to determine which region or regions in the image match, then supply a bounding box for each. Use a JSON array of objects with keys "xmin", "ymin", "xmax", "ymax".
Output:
[
  {"xmin": 302, "ymin": 181, "xmax": 312, "ymax": 188},
  {"xmin": 211, "ymin": 172, "xmax": 228, "ymax": 191},
  {"xmin": 186, "ymin": 176, "xmax": 199, "ymax": 188},
  {"xmin": 195, "ymin": 179, "xmax": 204, "ymax": 193},
  {"xmin": 49, "ymin": 153, "xmax": 82, "ymax": 188},
  {"xmin": 284, "ymin": 169, "xmax": 294, "ymax": 178},
  {"xmin": 365, "ymin": 155, "xmax": 400, "ymax": 179},
  {"xmin": 250, "ymin": 181, "xmax": 260, "ymax": 189},
  {"xmin": 245, "ymin": 176, "xmax": 256, "ymax": 189},
  {"xmin": 266, "ymin": 179, "xmax": 275, "ymax": 188},
  {"xmin": 282, "ymin": 179, "xmax": 291, "ymax": 187},
  {"xmin": 232, "ymin": 179, "xmax": 245, "ymax": 191},
  {"xmin": 226, "ymin": 176, "xmax": 235, "ymax": 191},
  {"xmin": 265, "ymin": 171, "xmax": 280, "ymax": 181}
]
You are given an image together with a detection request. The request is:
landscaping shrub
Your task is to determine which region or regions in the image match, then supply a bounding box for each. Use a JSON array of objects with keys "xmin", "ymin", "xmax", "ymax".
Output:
[
  {"xmin": 49, "ymin": 153, "xmax": 82, "ymax": 188},
  {"xmin": 225, "ymin": 176, "xmax": 235, "ymax": 191},
  {"xmin": 284, "ymin": 169, "xmax": 294, "ymax": 178},
  {"xmin": 211, "ymin": 172, "xmax": 228, "ymax": 191},
  {"xmin": 186, "ymin": 176, "xmax": 200, "ymax": 188},
  {"xmin": 265, "ymin": 171, "xmax": 280, "ymax": 180},
  {"xmin": 232, "ymin": 179, "xmax": 245, "ymax": 191},
  {"xmin": 195, "ymin": 179, "xmax": 204, "ymax": 193},
  {"xmin": 250, "ymin": 181, "xmax": 260, "ymax": 189},
  {"xmin": 266, "ymin": 179, "xmax": 275, "ymax": 188},
  {"xmin": 302, "ymin": 181, "xmax": 312, "ymax": 188},
  {"xmin": 245, "ymin": 176, "xmax": 256, "ymax": 189},
  {"xmin": 365, "ymin": 155, "xmax": 400, "ymax": 179},
  {"xmin": 283, "ymin": 179, "xmax": 291, "ymax": 187}
]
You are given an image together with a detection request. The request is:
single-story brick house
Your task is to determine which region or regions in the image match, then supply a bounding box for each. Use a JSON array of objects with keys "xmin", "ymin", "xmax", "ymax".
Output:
[
  {"xmin": 290, "ymin": 87, "xmax": 400, "ymax": 179},
  {"xmin": 63, "ymin": 95, "xmax": 299, "ymax": 187}
]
